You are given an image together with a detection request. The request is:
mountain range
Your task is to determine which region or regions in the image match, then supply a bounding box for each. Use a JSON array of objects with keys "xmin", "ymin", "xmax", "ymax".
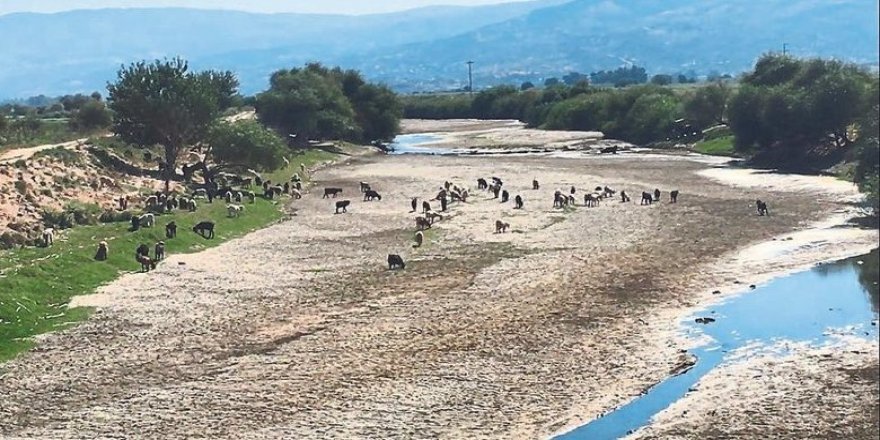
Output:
[{"xmin": 0, "ymin": 0, "xmax": 877, "ymax": 98}]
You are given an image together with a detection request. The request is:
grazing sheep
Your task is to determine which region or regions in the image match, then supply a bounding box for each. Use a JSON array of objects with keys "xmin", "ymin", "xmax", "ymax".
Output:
[
  {"xmin": 139, "ymin": 213, "xmax": 155, "ymax": 228},
  {"xmin": 294, "ymin": 181, "xmax": 302, "ymax": 191},
  {"xmin": 440, "ymin": 196, "xmax": 448, "ymax": 212},
  {"xmin": 94, "ymin": 241, "xmax": 108, "ymax": 261},
  {"xmin": 491, "ymin": 184, "xmax": 501, "ymax": 199},
  {"xmin": 290, "ymin": 189, "xmax": 302, "ymax": 200},
  {"xmin": 166, "ymin": 221, "xmax": 178, "ymax": 238},
  {"xmin": 227, "ymin": 204, "xmax": 244, "ymax": 218},
  {"xmin": 495, "ymin": 220, "xmax": 510, "ymax": 233},
  {"xmin": 192, "ymin": 188, "xmax": 208, "ymax": 199},
  {"xmin": 255, "ymin": 176, "xmax": 263, "ymax": 187},
  {"xmin": 154, "ymin": 241, "xmax": 166, "ymax": 261},
  {"xmin": 444, "ymin": 181, "xmax": 452, "ymax": 191},
  {"xmin": 756, "ymin": 199, "xmax": 770, "ymax": 216},
  {"xmin": 584, "ymin": 193, "xmax": 601, "ymax": 207},
  {"xmin": 425, "ymin": 211, "xmax": 443, "ymax": 224},
  {"xmin": 567, "ymin": 195, "xmax": 576, "ymax": 206},
  {"xmin": 364, "ymin": 190, "xmax": 382, "ymax": 201},
  {"xmin": 501, "ymin": 190, "xmax": 510, "ymax": 203},
  {"xmin": 41, "ymin": 228, "xmax": 54, "ymax": 247},
  {"xmin": 291, "ymin": 173, "xmax": 301, "ymax": 183},
  {"xmin": 414, "ymin": 231, "xmax": 424, "ymax": 248},
  {"xmin": 263, "ymin": 188, "xmax": 275, "ymax": 199},
  {"xmin": 193, "ymin": 221, "xmax": 215, "ymax": 239},
  {"xmin": 388, "ymin": 254, "xmax": 406, "ymax": 270},
  {"xmin": 234, "ymin": 191, "xmax": 243, "ymax": 203},
  {"xmin": 223, "ymin": 191, "xmax": 233, "ymax": 203},
  {"xmin": 136, "ymin": 243, "xmax": 150, "ymax": 258},
  {"xmin": 422, "ymin": 201, "xmax": 431, "ymax": 213},
  {"xmin": 603, "ymin": 186, "xmax": 616, "ymax": 199},
  {"xmin": 283, "ymin": 182, "xmax": 290, "ymax": 194},
  {"xmin": 188, "ymin": 198, "xmax": 198, "ymax": 212},
  {"xmin": 654, "ymin": 188, "xmax": 661, "ymax": 202},
  {"xmin": 570, "ymin": 186, "xmax": 576, "ymax": 195},
  {"xmin": 460, "ymin": 189, "xmax": 469, "ymax": 202},
  {"xmin": 515, "ymin": 195, "xmax": 524, "ymax": 209},
  {"xmin": 271, "ymin": 185, "xmax": 284, "ymax": 197},
  {"xmin": 335, "ymin": 200, "xmax": 351, "ymax": 214},
  {"xmin": 242, "ymin": 177, "xmax": 253, "ymax": 188},
  {"xmin": 411, "ymin": 197, "xmax": 418, "ymax": 212},
  {"xmin": 641, "ymin": 192, "xmax": 654, "ymax": 205},
  {"xmin": 136, "ymin": 254, "xmax": 156, "ymax": 272},
  {"xmin": 130, "ymin": 216, "xmax": 141, "ymax": 231},
  {"xmin": 359, "ymin": 182, "xmax": 371, "ymax": 193},
  {"xmin": 323, "ymin": 188, "xmax": 343, "ymax": 198},
  {"xmin": 283, "ymin": 156, "xmax": 290, "ymax": 167},
  {"xmin": 477, "ymin": 178, "xmax": 488, "ymax": 190},
  {"xmin": 246, "ymin": 191, "xmax": 256, "ymax": 203},
  {"xmin": 491, "ymin": 177, "xmax": 503, "ymax": 187},
  {"xmin": 300, "ymin": 163, "xmax": 306, "ymax": 175},
  {"xmin": 621, "ymin": 190, "xmax": 631, "ymax": 203},
  {"xmin": 532, "ymin": 179, "xmax": 540, "ymax": 190},
  {"xmin": 554, "ymin": 191, "xmax": 565, "ymax": 208},
  {"xmin": 670, "ymin": 190, "xmax": 679, "ymax": 203},
  {"xmin": 145, "ymin": 195, "xmax": 159, "ymax": 208},
  {"xmin": 416, "ymin": 216, "xmax": 431, "ymax": 230}
]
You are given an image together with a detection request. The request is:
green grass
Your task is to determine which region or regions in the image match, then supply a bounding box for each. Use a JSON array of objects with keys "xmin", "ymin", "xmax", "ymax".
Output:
[
  {"xmin": 694, "ymin": 135, "xmax": 738, "ymax": 157},
  {"xmin": 0, "ymin": 148, "xmax": 337, "ymax": 362}
]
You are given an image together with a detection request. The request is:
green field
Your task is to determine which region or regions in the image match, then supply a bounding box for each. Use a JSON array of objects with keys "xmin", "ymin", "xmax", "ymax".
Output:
[
  {"xmin": 0, "ymin": 149, "xmax": 336, "ymax": 362},
  {"xmin": 693, "ymin": 135, "xmax": 738, "ymax": 157}
]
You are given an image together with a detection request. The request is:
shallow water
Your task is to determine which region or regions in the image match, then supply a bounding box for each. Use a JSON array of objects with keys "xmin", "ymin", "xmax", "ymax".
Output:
[
  {"xmin": 556, "ymin": 249, "xmax": 879, "ymax": 440},
  {"xmin": 387, "ymin": 133, "xmax": 453, "ymax": 155}
]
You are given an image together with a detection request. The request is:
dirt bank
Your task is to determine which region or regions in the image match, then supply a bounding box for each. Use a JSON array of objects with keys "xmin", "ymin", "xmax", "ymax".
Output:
[{"xmin": 0, "ymin": 144, "xmax": 876, "ymax": 438}]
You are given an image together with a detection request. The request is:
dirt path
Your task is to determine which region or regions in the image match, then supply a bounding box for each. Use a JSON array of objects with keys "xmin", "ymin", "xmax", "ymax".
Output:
[
  {"xmin": 0, "ymin": 138, "xmax": 89, "ymax": 165},
  {"xmin": 0, "ymin": 149, "xmax": 876, "ymax": 439}
]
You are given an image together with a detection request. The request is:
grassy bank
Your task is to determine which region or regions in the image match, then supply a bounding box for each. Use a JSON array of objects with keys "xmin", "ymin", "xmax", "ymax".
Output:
[
  {"xmin": 0, "ymin": 149, "xmax": 337, "ymax": 362},
  {"xmin": 693, "ymin": 135, "xmax": 737, "ymax": 157}
]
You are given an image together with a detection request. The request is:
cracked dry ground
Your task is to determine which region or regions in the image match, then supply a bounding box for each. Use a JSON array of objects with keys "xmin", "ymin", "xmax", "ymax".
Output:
[{"xmin": 0, "ymin": 153, "xmax": 868, "ymax": 439}]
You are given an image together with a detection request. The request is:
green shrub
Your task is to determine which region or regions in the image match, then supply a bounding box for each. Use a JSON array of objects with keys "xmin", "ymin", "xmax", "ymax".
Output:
[
  {"xmin": 41, "ymin": 202, "xmax": 102, "ymax": 229},
  {"xmin": 14, "ymin": 180, "xmax": 27, "ymax": 194},
  {"xmin": 99, "ymin": 210, "xmax": 134, "ymax": 223},
  {"xmin": 0, "ymin": 231, "xmax": 27, "ymax": 250},
  {"xmin": 33, "ymin": 146, "xmax": 81, "ymax": 166}
]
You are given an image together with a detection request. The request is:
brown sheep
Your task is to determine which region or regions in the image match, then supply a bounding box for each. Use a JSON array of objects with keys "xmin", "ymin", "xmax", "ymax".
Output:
[{"xmin": 495, "ymin": 220, "xmax": 510, "ymax": 233}]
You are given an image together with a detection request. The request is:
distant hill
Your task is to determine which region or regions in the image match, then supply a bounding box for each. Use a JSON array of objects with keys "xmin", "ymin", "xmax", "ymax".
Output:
[{"xmin": 0, "ymin": 0, "xmax": 877, "ymax": 98}]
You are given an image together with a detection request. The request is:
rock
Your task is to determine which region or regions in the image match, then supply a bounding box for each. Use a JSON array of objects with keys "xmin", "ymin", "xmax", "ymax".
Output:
[
  {"xmin": 695, "ymin": 317, "xmax": 716, "ymax": 324},
  {"xmin": 712, "ymin": 290, "xmax": 721, "ymax": 295},
  {"xmin": 749, "ymin": 284, "xmax": 756, "ymax": 289}
]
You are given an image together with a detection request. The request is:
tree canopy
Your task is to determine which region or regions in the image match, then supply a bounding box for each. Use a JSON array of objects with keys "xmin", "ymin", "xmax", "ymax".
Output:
[
  {"xmin": 206, "ymin": 120, "xmax": 287, "ymax": 173},
  {"xmin": 107, "ymin": 58, "xmax": 238, "ymax": 191},
  {"xmin": 255, "ymin": 63, "xmax": 401, "ymax": 144}
]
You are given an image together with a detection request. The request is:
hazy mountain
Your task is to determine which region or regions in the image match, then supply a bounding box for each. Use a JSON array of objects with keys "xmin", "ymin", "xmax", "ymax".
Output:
[{"xmin": 0, "ymin": 0, "xmax": 877, "ymax": 98}]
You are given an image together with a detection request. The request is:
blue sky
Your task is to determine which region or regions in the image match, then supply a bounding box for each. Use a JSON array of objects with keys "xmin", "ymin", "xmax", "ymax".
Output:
[{"xmin": 0, "ymin": 0, "xmax": 530, "ymax": 15}]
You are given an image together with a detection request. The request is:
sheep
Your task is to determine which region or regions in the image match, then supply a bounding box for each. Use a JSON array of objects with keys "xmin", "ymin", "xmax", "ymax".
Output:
[
  {"xmin": 145, "ymin": 195, "xmax": 159, "ymax": 208},
  {"xmin": 570, "ymin": 186, "xmax": 576, "ymax": 195},
  {"xmin": 359, "ymin": 182, "xmax": 371, "ymax": 193},
  {"xmin": 271, "ymin": 185, "xmax": 284, "ymax": 197},
  {"xmin": 227, "ymin": 204, "xmax": 244, "ymax": 218},
  {"xmin": 416, "ymin": 216, "xmax": 431, "ymax": 230},
  {"xmin": 188, "ymin": 198, "xmax": 198, "ymax": 212},
  {"xmin": 756, "ymin": 199, "xmax": 770, "ymax": 216},
  {"xmin": 224, "ymin": 191, "xmax": 233, "ymax": 203},
  {"xmin": 291, "ymin": 173, "xmax": 301, "ymax": 183},
  {"xmin": 364, "ymin": 190, "xmax": 382, "ymax": 201},
  {"xmin": 621, "ymin": 190, "xmax": 631, "ymax": 203},
  {"xmin": 293, "ymin": 181, "xmax": 302, "ymax": 191},
  {"xmin": 641, "ymin": 192, "xmax": 654, "ymax": 205},
  {"xmin": 460, "ymin": 189, "xmax": 469, "ymax": 202},
  {"xmin": 290, "ymin": 189, "xmax": 302, "ymax": 200},
  {"xmin": 247, "ymin": 191, "xmax": 256, "ymax": 203},
  {"xmin": 501, "ymin": 190, "xmax": 510, "ymax": 203},
  {"xmin": 495, "ymin": 220, "xmax": 510, "ymax": 233},
  {"xmin": 130, "ymin": 216, "xmax": 141, "ymax": 231},
  {"xmin": 154, "ymin": 241, "xmax": 166, "ymax": 261},
  {"xmin": 192, "ymin": 188, "xmax": 208, "ymax": 199},
  {"xmin": 515, "ymin": 195, "xmax": 524, "ymax": 209},
  {"xmin": 533, "ymin": 179, "xmax": 540, "ymax": 190},
  {"xmin": 670, "ymin": 190, "xmax": 679, "ymax": 203},
  {"xmin": 139, "ymin": 213, "xmax": 155, "ymax": 228},
  {"xmin": 335, "ymin": 200, "xmax": 351, "ymax": 214},
  {"xmin": 323, "ymin": 188, "xmax": 343, "ymax": 198},
  {"xmin": 241, "ymin": 177, "xmax": 253, "ymax": 188},
  {"xmin": 422, "ymin": 201, "xmax": 431, "ymax": 213},
  {"xmin": 94, "ymin": 241, "xmax": 108, "ymax": 261},
  {"xmin": 411, "ymin": 197, "xmax": 418, "ymax": 213},
  {"xmin": 234, "ymin": 191, "xmax": 243, "ymax": 203},
  {"xmin": 654, "ymin": 188, "xmax": 661, "ymax": 202},
  {"xmin": 41, "ymin": 228, "xmax": 54, "ymax": 247},
  {"xmin": 193, "ymin": 221, "xmax": 215, "ymax": 239},
  {"xmin": 584, "ymin": 193, "xmax": 601, "ymax": 207},
  {"xmin": 300, "ymin": 163, "xmax": 306, "ymax": 175},
  {"xmin": 413, "ymin": 231, "xmax": 424, "ymax": 248},
  {"xmin": 283, "ymin": 156, "xmax": 290, "ymax": 167},
  {"xmin": 425, "ymin": 211, "xmax": 443, "ymax": 224},
  {"xmin": 388, "ymin": 254, "xmax": 406, "ymax": 270},
  {"xmin": 603, "ymin": 186, "xmax": 616, "ymax": 199},
  {"xmin": 136, "ymin": 243, "xmax": 150, "ymax": 258},
  {"xmin": 263, "ymin": 188, "xmax": 275, "ymax": 200},
  {"xmin": 554, "ymin": 191, "xmax": 565, "ymax": 208},
  {"xmin": 136, "ymin": 254, "xmax": 156, "ymax": 272},
  {"xmin": 567, "ymin": 195, "xmax": 576, "ymax": 206},
  {"xmin": 283, "ymin": 182, "xmax": 290, "ymax": 194},
  {"xmin": 477, "ymin": 178, "xmax": 488, "ymax": 190}
]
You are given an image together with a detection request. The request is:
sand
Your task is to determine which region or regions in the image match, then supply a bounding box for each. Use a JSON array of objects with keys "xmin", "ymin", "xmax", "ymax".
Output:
[{"xmin": 0, "ymin": 123, "xmax": 877, "ymax": 439}]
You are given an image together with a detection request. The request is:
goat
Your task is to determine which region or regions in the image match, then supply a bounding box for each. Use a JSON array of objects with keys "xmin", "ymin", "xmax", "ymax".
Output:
[
  {"xmin": 154, "ymin": 241, "xmax": 166, "ymax": 261},
  {"xmin": 495, "ymin": 220, "xmax": 510, "ymax": 233},
  {"xmin": 670, "ymin": 190, "xmax": 679, "ymax": 203},
  {"xmin": 136, "ymin": 254, "xmax": 156, "ymax": 272},
  {"xmin": 756, "ymin": 199, "xmax": 770, "ymax": 216},
  {"xmin": 323, "ymin": 188, "xmax": 343, "ymax": 198},
  {"xmin": 533, "ymin": 179, "xmax": 540, "ymax": 190},
  {"xmin": 501, "ymin": 190, "xmax": 510, "ymax": 203},
  {"xmin": 94, "ymin": 241, "xmax": 109, "ymax": 261},
  {"xmin": 414, "ymin": 231, "xmax": 424, "ymax": 248},
  {"xmin": 621, "ymin": 190, "xmax": 631, "ymax": 203},
  {"xmin": 359, "ymin": 182, "xmax": 371, "ymax": 193},
  {"xmin": 584, "ymin": 193, "xmax": 601, "ymax": 207},
  {"xmin": 364, "ymin": 190, "xmax": 382, "ymax": 201},
  {"xmin": 554, "ymin": 191, "xmax": 565, "ymax": 208},
  {"xmin": 654, "ymin": 188, "xmax": 661, "ymax": 202},
  {"xmin": 139, "ymin": 213, "xmax": 155, "ymax": 228},
  {"xmin": 388, "ymin": 254, "xmax": 406, "ymax": 270},
  {"xmin": 477, "ymin": 178, "xmax": 488, "ymax": 190},
  {"xmin": 193, "ymin": 221, "xmax": 215, "ymax": 239},
  {"xmin": 41, "ymin": 228, "xmax": 54, "ymax": 247},
  {"xmin": 515, "ymin": 195, "xmax": 524, "ymax": 209},
  {"xmin": 166, "ymin": 221, "xmax": 178, "ymax": 238},
  {"xmin": 641, "ymin": 192, "xmax": 654, "ymax": 205},
  {"xmin": 335, "ymin": 200, "xmax": 350, "ymax": 214}
]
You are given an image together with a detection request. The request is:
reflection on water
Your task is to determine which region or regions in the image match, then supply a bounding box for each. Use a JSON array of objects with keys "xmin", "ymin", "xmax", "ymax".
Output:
[
  {"xmin": 556, "ymin": 249, "xmax": 880, "ymax": 440},
  {"xmin": 387, "ymin": 133, "xmax": 452, "ymax": 155}
]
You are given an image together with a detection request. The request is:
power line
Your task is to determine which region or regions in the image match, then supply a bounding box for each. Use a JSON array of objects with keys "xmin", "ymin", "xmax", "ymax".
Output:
[{"xmin": 466, "ymin": 61, "xmax": 474, "ymax": 96}]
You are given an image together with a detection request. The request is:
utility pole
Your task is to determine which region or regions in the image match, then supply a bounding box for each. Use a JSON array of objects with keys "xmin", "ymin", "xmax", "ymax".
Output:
[
  {"xmin": 782, "ymin": 42, "xmax": 788, "ymax": 56},
  {"xmin": 466, "ymin": 61, "xmax": 474, "ymax": 96}
]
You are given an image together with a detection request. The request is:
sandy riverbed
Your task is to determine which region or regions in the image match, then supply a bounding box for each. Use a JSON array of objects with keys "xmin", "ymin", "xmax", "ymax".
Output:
[
  {"xmin": 0, "ymin": 123, "xmax": 876, "ymax": 439},
  {"xmin": 400, "ymin": 119, "xmax": 620, "ymax": 151}
]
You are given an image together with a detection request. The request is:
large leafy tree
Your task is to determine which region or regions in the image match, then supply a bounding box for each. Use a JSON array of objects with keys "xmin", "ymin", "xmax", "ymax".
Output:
[
  {"xmin": 71, "ymin": 100, "xmax": 112, "ymax": 131},
  {"xmin": 683, "ymin": 83, "xmax": 730, "ymax": 129},
  {"xmin": 107, "ymin": 58, "xmax": 237, "ymax": 192},
  {"xmin": 198, "ymin": 120, "xmax": 287, "ymax": 181}
]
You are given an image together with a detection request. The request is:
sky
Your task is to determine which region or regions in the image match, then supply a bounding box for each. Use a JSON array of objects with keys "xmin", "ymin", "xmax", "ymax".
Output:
[{"xmin": 0, "ymin": 0, "xmax": 532, "ymax": 16}]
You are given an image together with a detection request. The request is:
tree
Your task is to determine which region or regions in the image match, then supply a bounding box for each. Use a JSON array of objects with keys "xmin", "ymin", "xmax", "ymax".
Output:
[
  {"xmin": 562, "ymin": 72, "xmax": 589, "ymax": 86},
  {"xmin": 350, "ymin": 83, "xmax": 402, "ymax": 142},
  {"xmin": 853, "ymin": 94, "xmax": 879, "ymax": 216},
  {"xmin": 205, "ymin": 120, "xmax": 287, "ymax": 178},
  {"xmin": 544, "ymin": 77, "xmax": 561, "ymax": 87},
  {"xmin": 107, "ymin": 58, "xmax": 237, "ymax": 192},
  {"xmin": 90, "ymin": 91, "xmax": 103, "ymax": 101},
  {"xmin": 72, "ymin": 100, "xmax": 112, "ymax": 131},
  {"xmin": 521, "ymin": 81, "xmax": 535, "ymax": 91},
  {"xmin": 684, "ymin": 83, "xmax": 730, "ymax": 129},
  {"xmin": 650, "ymin": 74, "xmax": 673, "ymax": 86}
]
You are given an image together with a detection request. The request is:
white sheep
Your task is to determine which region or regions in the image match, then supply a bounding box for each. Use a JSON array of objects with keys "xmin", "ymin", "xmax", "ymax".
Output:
[
  {"xmin": 42, "ymin": 228, "xmax": 54, "ymax": 246},
  {"xmin": 291, "ymin": 189, "xmax": 302, "ymax": 199},
  {"xmin": 145, "ymin": 195, "xmax": 159, "ymax": 207},
  {"xmin": 227, "ymin": 204, "xmax": 244, "ymax": 218},
  {"xmin": 139, "ymin": 213, "xmax": 155, "ymax": 228},
  {"xmin": 192, "ymin": 188, "xmax": 208, "ymax": 199},
  {"xmin": 246, "ymin": 191, "xmax": 256, "ymax": 203}
]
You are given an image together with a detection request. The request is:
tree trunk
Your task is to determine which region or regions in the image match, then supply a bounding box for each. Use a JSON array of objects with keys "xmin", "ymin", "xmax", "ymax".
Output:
[{"xmin": 163, "ymin": 144, "xmax": 180, "ymax": 194}]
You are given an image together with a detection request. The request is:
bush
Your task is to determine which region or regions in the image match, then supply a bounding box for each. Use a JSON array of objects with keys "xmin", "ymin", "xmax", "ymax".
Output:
[
  {"xmin": 99, "ymin": 210, "xmax": 135, "ymax": 223},
  {"xmin": 0, "ymin": 231, "xmax": 27, "ymax": 250},
  {"xmin": 33, "ymin": 146, "xmax": 82, "ymax": 166},
  {"xmin": 42, "ymin": 202, "xmax": 102, "ymax": 229}
]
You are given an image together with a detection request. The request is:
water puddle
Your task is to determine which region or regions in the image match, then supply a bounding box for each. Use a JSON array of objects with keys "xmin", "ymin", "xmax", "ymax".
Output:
[
  {"xmin": 555, "ymin": 249, "xmax": 879, "ymax": 440},
  {"xmin": 387, "ymin": 133, "xmax": 454, "ymax": 155}
]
